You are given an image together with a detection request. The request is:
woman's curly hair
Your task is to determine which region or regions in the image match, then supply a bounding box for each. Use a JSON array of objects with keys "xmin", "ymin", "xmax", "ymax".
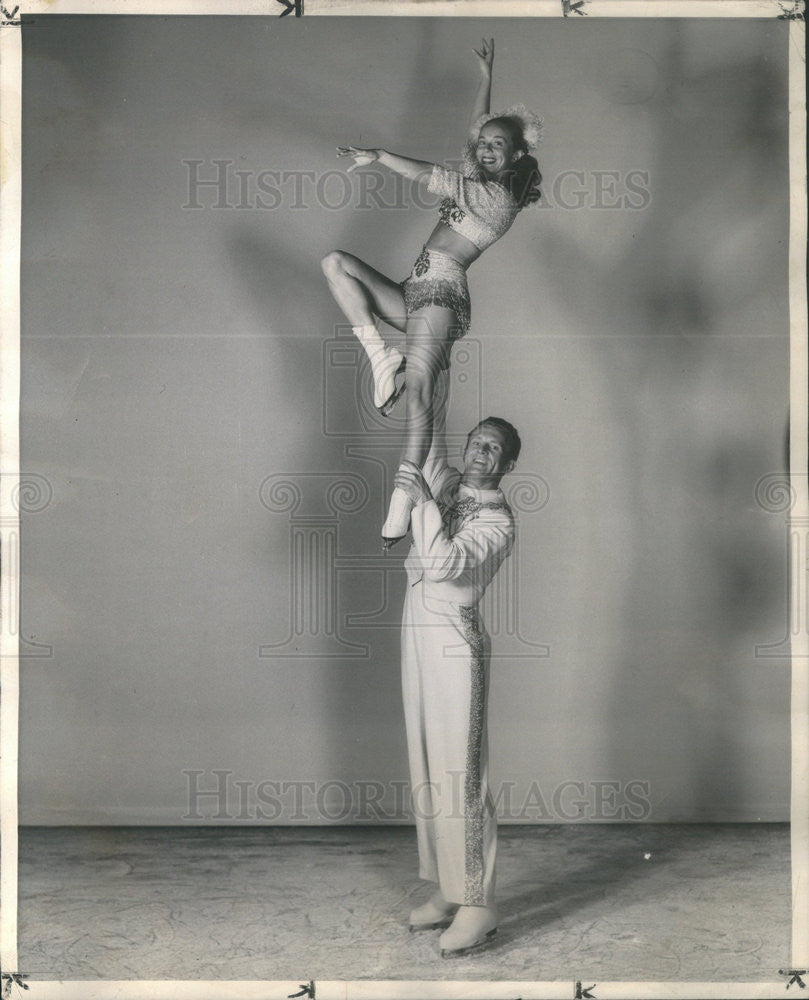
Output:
[{"xmin": 487, "ymin": 115, "xmax": 543, "ymax": 209}]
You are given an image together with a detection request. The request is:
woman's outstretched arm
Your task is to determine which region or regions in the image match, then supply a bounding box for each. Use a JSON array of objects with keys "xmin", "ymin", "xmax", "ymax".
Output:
[
  {"xmin": 470, "ymin": 37, "xmax": 494, "ymax": 128},
  {"xmin": 337, "ymin": 146, "xmax": 434, "ymax": 183}
]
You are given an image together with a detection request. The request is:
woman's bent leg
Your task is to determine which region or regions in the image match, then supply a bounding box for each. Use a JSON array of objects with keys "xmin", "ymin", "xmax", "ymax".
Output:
[
  {"xmin": 321, "ymin": 250, "xmax": 407, "ymax": 331},
  {"xmin": 321, "ymin": 250, "xmax": 409, "ymax": 413}
]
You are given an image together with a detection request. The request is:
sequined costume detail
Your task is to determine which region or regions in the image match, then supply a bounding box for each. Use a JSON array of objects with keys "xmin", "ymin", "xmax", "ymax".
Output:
[
  {"xmin": 439, "ymin": 197, "xmax": 467, "ymax": 226},
  {"xmin": 401, "ymin": 247, "xmax": 471, "ymax": 340},
  {"xmin": 459, "ymin": 604, "xmax": 487, "ymax": 905},
  {"xmin": 428, "ymin": 162, "xmax": 519, "ymax": 251},
  {"xmin": 438, "ymin": 492, "xmax": 512, "ymax": 531}
]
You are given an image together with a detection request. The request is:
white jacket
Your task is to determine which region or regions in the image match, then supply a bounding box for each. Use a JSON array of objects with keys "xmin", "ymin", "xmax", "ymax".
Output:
[{"xmin": 404, "ymin": 453, "xmax": 515, "ymax": 607}]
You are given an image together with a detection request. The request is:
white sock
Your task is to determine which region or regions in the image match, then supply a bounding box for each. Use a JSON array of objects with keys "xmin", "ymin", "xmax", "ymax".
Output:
[
  {"xmin": 352, "ymin": 324, "xmax": 388, "ymax": 363},
  {"xmin": 352, "ymin": 324, "xmax": 404, "ymax": 410}
]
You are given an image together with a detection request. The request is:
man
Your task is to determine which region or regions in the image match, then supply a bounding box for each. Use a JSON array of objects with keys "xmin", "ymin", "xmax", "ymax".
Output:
[{"xmin": 393, "ymin": 370, "xmax": 521, "ymax": 958}]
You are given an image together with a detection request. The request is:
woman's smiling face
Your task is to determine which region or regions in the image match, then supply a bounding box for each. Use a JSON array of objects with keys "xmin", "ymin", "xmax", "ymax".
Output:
[{"xmin": 475, "ymin": 120, "xmax": 522, "ymax": 177}]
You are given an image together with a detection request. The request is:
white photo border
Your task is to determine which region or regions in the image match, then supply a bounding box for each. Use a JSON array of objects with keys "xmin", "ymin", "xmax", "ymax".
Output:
[{"xmin": 0, "ymin": 2, "xmax": 806, "ymax": 998}]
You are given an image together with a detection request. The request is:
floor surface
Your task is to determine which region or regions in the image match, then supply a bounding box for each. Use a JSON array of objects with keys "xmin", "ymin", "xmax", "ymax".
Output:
[{"xmin": 17, "ymin": 823, "xmax": 790, "ymax": 982}]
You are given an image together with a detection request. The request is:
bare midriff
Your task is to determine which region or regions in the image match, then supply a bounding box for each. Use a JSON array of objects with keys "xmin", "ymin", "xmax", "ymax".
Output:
[{"xmin": 424, "ymin": 222, "xmax": 482, "ymax": 269}]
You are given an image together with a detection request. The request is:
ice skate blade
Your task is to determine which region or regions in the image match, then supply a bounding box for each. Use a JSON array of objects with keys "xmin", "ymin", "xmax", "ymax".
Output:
[
  {"xmin": 440, "ymin": 928, "xmax": 498, "ymax": 958},
  {"xmin": 377, "ymin": 362, "xmax": 407, "ymax": 417},
  {"xmin": 382, "ymin": 535, "xmax": 406, "ymax": 551}
]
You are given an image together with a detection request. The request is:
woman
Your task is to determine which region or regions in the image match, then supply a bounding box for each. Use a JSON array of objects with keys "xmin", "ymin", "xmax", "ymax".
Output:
[{"xmin": 321, "ymin": 38, "xmax": 542, "ymax": 547}]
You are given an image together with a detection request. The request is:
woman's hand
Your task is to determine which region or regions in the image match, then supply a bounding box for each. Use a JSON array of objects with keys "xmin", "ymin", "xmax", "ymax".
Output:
[
  {"xmin": 472, "ymin": 37, "xmax": 494, "ymax": 76},
  {"xmin": 394, "ymin": 461, "xmax": 432, "ymax": 506},
  {"xmin": 336, "ymin": 145, "xmax": 381, "ymax": 172}
]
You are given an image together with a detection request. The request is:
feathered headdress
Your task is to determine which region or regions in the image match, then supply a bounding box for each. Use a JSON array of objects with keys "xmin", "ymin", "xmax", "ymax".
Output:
[{"xmin": 470, "ymin": 104, "xmax": 544, "ymax": 152}]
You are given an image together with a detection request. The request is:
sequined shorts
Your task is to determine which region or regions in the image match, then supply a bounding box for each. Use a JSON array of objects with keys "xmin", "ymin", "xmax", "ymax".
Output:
[{"xmin": 401, "ymin": 247, "xmax": 470, "ymax": 340}]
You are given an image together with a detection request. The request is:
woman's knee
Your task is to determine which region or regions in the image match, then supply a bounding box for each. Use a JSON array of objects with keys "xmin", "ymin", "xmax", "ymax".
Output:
[
  {"xmin": 406, "ymin": 365, "xmax": 438, "ymax": 409},
  {"xmin": 321, "ymin": 250, "xmax": 350, "ymax": 280}
]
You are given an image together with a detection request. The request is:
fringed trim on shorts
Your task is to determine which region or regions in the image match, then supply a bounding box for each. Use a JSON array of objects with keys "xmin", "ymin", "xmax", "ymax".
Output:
[
  {"xmin": 402, "ymin": 278, "xmax": 471, "ymax": 340},
  {"xmin": 401, "ymin": 247, "xmax": 471, "ymax": 340}
]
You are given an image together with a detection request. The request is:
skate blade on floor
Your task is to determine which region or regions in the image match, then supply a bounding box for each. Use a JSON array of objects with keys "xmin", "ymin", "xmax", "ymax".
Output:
[{"xmin": 440, "ymin": 928, "xmax": 498, "ymax": 958}]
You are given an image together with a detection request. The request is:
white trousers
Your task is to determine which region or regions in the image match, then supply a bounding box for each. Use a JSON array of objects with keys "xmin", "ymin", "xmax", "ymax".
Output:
[{"xmin": 401, "ymin": 580, "xmax": 497, "ymax": 906}]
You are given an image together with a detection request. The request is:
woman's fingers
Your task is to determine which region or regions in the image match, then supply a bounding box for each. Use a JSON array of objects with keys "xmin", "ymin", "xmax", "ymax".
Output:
[
  {"xmin": 336, "ymin": 146, "xmax": 375, "ymax": 160},
  {"xmin": 474, "ymin": 37, "xmax": 494, "ymax": 66},
  {"xmin": 336, "ymin": 146, "xmax": 375, "ymax": 172}
]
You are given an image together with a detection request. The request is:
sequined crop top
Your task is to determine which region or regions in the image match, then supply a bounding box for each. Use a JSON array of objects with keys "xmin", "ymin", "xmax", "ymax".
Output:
[{"xmin": 428, "ymin": 143, "xmax": 520, "ymax": 252}]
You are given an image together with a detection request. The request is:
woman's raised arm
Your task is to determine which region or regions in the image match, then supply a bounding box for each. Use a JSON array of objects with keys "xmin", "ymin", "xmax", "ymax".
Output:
[{"xmin": 470, "ymin": 38, "xmax": 494, "ymax": 129}]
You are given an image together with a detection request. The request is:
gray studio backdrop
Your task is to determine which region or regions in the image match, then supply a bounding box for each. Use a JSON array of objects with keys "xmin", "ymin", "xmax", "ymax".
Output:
[{"xmin": 19, "ymin": 16, "xmax": 790, "ymax": 824}]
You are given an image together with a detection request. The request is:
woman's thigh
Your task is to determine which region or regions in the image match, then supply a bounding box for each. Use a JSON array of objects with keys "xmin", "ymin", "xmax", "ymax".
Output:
[
  {"xmin": 337, "ymin": 252, "xmax": 408, "ymax": 332},
  {"xmin": 405, "ymin": 305, "xmax": 460, "ymax": 374}
]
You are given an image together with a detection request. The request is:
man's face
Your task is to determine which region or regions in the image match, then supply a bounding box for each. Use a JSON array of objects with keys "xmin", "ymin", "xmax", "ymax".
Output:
[{"xmin": 462, "ymin": 423, "xmax": 514, "ymax": 484}]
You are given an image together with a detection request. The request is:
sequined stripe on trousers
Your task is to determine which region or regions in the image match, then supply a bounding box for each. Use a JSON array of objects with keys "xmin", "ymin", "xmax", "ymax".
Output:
[{"xmin": 459, "ymin": 604, "xmax": 487, "ymax": 905}]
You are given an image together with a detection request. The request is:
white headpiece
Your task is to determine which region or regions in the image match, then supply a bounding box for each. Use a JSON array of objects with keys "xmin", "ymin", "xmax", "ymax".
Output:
[{"xmin": 470, "ymin": 104, "xmax": 544, "ymax": 152}]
